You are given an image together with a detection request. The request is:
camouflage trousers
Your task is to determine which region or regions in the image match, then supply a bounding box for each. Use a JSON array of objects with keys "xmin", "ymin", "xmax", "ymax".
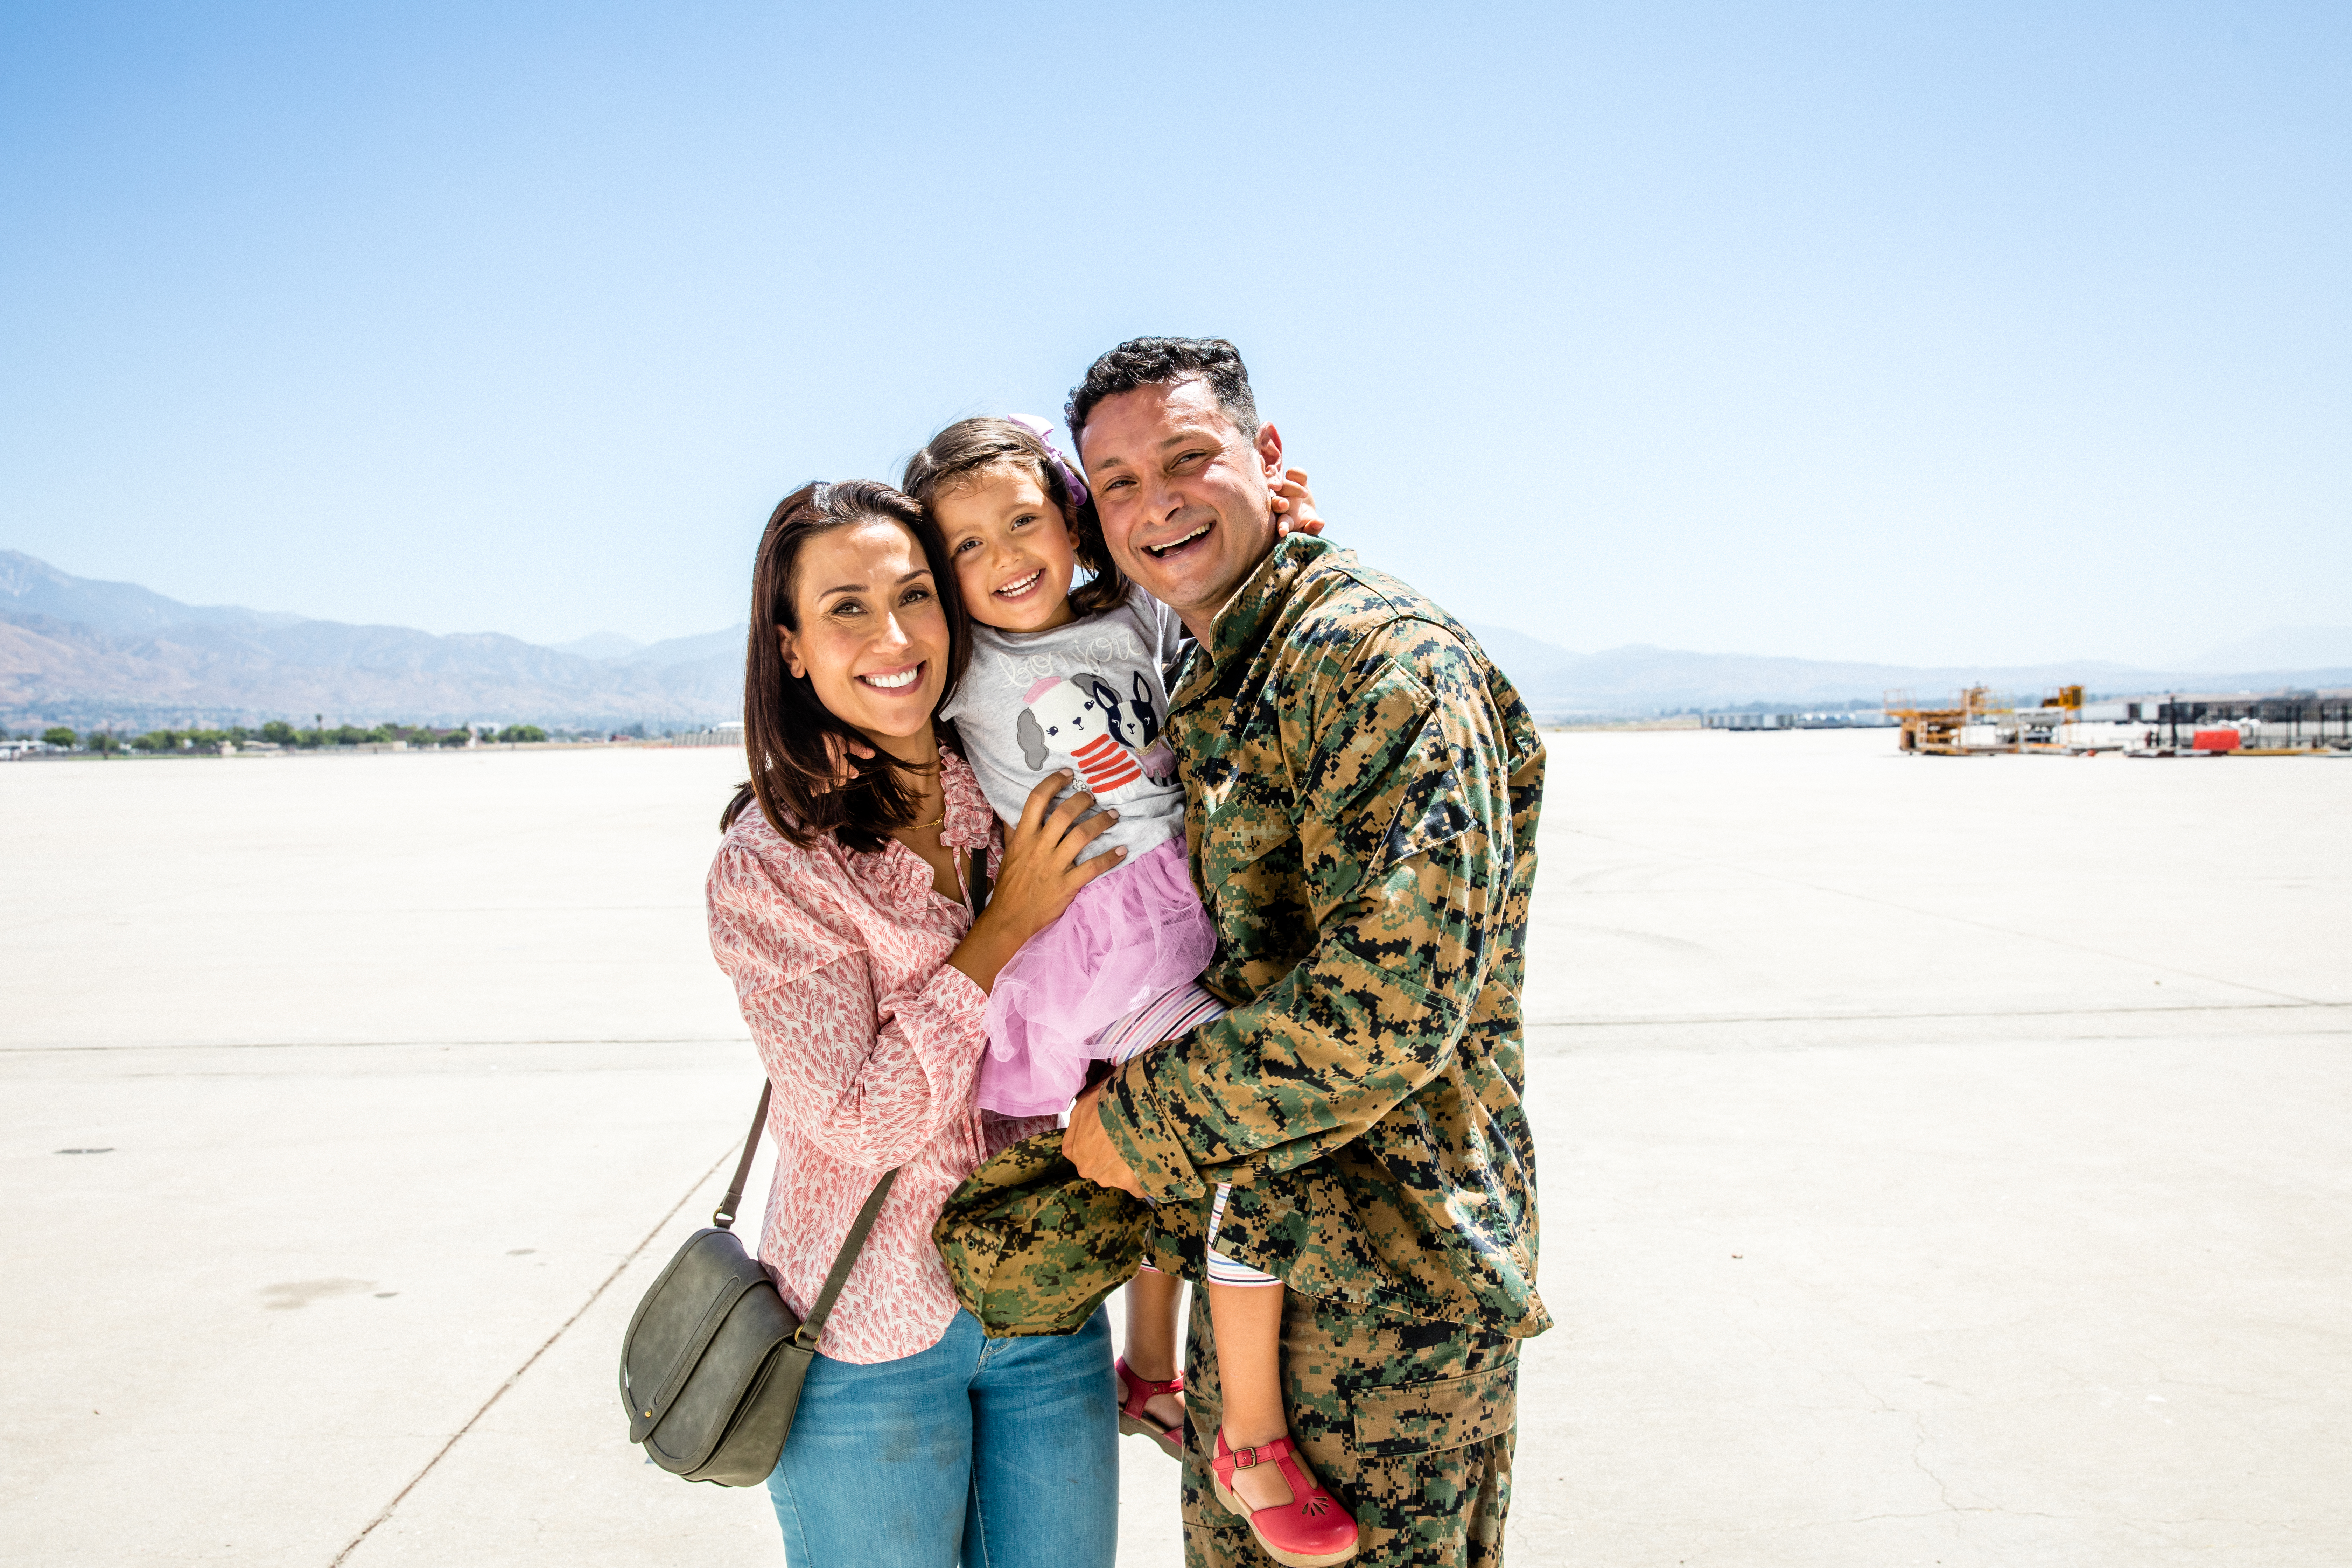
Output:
[{"xmin": 1173, "ymin": 1287, "xmax": 1519, "ymax": 1568}]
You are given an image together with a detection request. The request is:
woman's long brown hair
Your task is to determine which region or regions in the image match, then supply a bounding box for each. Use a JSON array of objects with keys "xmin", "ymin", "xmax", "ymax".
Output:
[{"xmin": 721, "ymin": 479, "xmax": 971, "ymax": 853}]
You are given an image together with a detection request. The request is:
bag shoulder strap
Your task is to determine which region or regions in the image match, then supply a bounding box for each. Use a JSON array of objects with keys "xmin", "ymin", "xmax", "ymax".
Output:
[
  {"xmin": 710, "ymin": 848, "xmax": 976, "ymax": 1339},
  {"xmin": 967, "ymin": 845, "xmax": 990, "ymax": 916},
  {"xmin": 713, "ymin": 1081, "xmax": 772, "ymax": 1230},
  {"xmin": 713, "ymin": 1082, "xmax": 902, "ymax": 1351},
  {"xmin": 792, "ymin": 1166, "xmax": 901, "ymax": 1349}
]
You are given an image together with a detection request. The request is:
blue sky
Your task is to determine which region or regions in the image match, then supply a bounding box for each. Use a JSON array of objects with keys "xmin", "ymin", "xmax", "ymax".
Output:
[{"xmin": 4, "ymin": 1, "xmax": 2345, "ymax": 666}]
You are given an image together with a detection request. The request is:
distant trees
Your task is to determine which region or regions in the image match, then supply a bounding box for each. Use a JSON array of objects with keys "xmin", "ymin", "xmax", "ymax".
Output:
[
  {"xmin": 250, "ymin": 721, "xmax": 415, "ymax": 747},
  {"xmin": 24, "ymin": 719, "xmax": 565, "ymax": 755},
  {"xmin": 133, "ymin": 726, "xmax": 252, "ymax": 751}
]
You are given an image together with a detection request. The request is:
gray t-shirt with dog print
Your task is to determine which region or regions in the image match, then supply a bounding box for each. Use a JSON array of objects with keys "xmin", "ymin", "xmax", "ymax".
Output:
[{"xmin": 941, "ymin": 584, "xmax": 1189, "ymax": 866}]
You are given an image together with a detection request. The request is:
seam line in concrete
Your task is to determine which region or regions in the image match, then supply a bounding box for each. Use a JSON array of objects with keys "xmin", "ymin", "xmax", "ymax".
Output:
[
  {"xmin": 1526, "ymin": 1001, "xmax": 2349, "ymax": 1028},
  {"xmin": 0, "ymin": 777, "xmax": 720, "ymax": 937},
  {"xmin": 0, "ymin": 1036, "xmax": 752, "ymax": 1055},
  {"xmin": 1555, "ymin": 825, "xmax": 2321, "ymax": 1006},
  {"xmin": 326, "ymin": 1143, "xmax": 736, "ymax": 1568}
]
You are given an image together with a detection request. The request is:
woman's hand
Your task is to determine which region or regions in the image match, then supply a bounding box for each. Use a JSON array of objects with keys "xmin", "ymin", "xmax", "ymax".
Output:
[
  {"xmin": 1270, "ymin": 467, "xmax": 1326, "ymax": 537},
  {"xmin": 948, "ymin": 771, "xmax": 1124, "ymax": 993}
]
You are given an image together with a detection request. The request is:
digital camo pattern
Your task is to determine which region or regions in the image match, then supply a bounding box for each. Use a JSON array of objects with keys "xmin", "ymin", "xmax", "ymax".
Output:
[
  {"xmin": 930, "ymin": 1128, "xmax": 1151, "ymax": 1336},
  {"xmin": 1174, "ymin": 1288, "xmax": 1518, "ymax": 1568},
  {"xmin": 1099, "ymin": 535, "xmax": 1552, "ymax": 1337}
]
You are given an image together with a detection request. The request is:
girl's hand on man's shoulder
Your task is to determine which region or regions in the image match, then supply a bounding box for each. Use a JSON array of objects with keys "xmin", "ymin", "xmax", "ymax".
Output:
[{"xmin": 1271, "ymin": 468, "xmax": 1327, "ymax": 538}]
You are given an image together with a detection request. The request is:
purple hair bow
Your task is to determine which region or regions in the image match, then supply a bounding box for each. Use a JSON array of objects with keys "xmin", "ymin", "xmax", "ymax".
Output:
[{"xmin": 1008, "ymin": 413, "xmax": 1090, "ymax": 510}]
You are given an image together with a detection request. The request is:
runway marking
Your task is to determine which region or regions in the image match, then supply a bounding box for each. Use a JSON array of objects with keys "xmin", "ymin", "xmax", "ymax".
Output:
[{"xmin": 325, "ymin": 1142, "xmax": 737, "ymax": 1568}]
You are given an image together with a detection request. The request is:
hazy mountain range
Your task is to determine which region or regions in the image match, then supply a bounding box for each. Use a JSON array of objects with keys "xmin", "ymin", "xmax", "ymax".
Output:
[
  {"xmin": 1, "ymin": 551, "xmax": 744, "ymax": 728},
  {"xmin": 1462, "ymin": 624, "xmax": 2352, "ymax": 714},
  {"xmin": 4, "ymin": 548, "xmax": 2346, "ymax": 729}
]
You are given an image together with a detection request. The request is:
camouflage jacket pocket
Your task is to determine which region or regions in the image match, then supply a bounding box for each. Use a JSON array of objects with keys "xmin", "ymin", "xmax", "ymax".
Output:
[{"xmin": 1350, "ymin": 1363, "xmax": 1518, "ymax": 1458}]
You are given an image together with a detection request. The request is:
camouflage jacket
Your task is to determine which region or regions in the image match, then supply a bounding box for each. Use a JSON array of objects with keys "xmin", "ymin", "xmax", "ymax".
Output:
[{"xmin": 1097, "ymin": 536, "xmax": 1550, "ymax": 1336}]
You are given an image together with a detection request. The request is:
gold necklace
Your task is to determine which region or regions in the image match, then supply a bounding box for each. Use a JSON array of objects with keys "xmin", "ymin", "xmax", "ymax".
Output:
[{"xmin": 909, "ymin": 810, "xmax": 944, "ymax": 832}]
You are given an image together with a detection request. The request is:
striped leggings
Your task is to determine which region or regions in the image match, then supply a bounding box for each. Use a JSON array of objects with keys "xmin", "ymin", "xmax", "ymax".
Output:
[{"xmin": 1094, "ymin": 982, "xmax": 1282, "ymax": 1288}]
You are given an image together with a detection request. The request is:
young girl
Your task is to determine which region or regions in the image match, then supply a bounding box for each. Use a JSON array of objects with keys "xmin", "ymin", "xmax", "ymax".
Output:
[{"xmin": 903, "ymin": 416, "xmax": 1361, "ymax": 1568}]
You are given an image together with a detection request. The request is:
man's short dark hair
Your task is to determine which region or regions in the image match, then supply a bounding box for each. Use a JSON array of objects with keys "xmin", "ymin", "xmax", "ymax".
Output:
[{"xmin": 1065, "ymin": 337, "xmax": 1260, "ymax": 452}]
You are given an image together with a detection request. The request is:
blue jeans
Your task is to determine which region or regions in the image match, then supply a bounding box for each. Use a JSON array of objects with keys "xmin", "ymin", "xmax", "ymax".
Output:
[{"xmin": 765, "ymin": 1308, "xmax": 1118, "ymax": 1568}]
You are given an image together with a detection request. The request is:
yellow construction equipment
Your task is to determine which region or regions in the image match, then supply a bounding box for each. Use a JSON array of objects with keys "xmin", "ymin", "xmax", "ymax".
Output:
[{"xmin": 1885, "ymin": 686, "xmax": 2007, "ymax": 754}]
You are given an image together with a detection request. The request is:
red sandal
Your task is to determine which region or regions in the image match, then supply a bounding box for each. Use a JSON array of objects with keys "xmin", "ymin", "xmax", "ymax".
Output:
[
  {"xmin": 1209, "ymin": 1427, "xmax": 1360, "ymax": 1568},
  {"xmin": 1114, "ymin": 1356, "xmax": 1186, "ymax": 1459}
]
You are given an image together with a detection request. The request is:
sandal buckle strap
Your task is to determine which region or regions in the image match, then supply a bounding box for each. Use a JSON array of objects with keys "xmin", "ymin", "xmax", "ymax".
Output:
[{"xmin": 1230, "ymin": 1436, "xmax": 1293, "ymax": 1470}]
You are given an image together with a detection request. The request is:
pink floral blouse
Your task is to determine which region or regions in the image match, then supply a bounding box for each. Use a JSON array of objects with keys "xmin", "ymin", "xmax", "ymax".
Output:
[{"xmin": 705, "ymin": 749, "xmax": 1051, "ymax": 1364}]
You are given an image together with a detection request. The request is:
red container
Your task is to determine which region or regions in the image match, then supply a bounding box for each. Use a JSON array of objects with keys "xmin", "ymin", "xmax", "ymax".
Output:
[{"xmin": 2192, "ymin": 729, "xmax": 2242, "ymax": 751}]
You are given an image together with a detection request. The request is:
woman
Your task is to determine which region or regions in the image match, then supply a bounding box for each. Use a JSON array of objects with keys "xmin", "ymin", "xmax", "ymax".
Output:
[{"xmin": 706, "ymin": 478, "xmax": 1127, "ymax": 1568}]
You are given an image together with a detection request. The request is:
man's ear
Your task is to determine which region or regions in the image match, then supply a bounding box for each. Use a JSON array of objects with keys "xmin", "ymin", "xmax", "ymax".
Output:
[
  {"xmin": 1253, "ymin": 421, "xmax": 1284, "ymax": 481},
  {"xmin": 776, "ymin": 625, "xmax": 805, "ymax": 679}
]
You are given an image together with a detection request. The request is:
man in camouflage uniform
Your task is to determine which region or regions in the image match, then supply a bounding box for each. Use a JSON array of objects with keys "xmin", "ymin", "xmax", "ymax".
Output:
[{"xmin": 1062, "ymin": 338, "xmax": 1547, "ymax": 1567}]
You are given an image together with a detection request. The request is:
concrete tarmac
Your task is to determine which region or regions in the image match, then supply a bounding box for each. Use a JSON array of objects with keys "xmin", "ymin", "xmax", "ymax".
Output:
[{"xmin": 3, "ymin": 734, "xmax": 2345, "ymax": 1566}]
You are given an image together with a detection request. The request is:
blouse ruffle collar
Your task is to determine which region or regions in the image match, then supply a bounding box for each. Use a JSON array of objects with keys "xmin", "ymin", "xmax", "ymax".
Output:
[
  {"xmin": 937, "ymin": 748, "xmax": 992, "ymax": 853},
  {"xmin": 860, "ymin": 747, "xmax": 992, "ymax": 912}
]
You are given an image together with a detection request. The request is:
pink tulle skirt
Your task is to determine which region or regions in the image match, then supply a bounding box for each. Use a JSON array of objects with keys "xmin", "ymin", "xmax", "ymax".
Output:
[{"xmin": 973, "ymin": 835, "xmax": 1216, "ymax": 1118}]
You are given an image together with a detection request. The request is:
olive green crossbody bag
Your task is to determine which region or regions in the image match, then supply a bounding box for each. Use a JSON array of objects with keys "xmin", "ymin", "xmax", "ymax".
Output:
[
  {"xmin": 618, "ymin": 849, "xmax": 985, "ymax": 1485},
  {"xmin": 618, "ymin": 1083, "xmax": 898, "ymax": 1485}
]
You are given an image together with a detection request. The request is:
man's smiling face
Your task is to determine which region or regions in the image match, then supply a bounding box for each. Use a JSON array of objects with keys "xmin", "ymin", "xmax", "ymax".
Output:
[{"xmin": 1078, "ymin": 376, "xmax": 1284, "ymax": 636}]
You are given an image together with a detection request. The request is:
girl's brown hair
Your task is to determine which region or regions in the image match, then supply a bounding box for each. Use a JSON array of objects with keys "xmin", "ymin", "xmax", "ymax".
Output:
[
  {"xmin": 900, "ymin": 417, "xmax": 1128, "ymax": 620},
  {"xmin": 720, "ymin": 479, "xmax": 971, "ymax": 853}
]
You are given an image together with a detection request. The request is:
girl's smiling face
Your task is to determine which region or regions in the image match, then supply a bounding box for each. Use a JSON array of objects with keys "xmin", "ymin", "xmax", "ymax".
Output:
[{"xmin": 932, "ymin": 463, "xmax": 1082, "ymax": 634}]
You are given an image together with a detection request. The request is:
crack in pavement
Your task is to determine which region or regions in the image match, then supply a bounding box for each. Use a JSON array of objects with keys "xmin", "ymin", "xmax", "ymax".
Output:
[
  {"xmin": 324, "ymin": 1143, "xmax": 735, "ymax": 1567},
  {"xmin": 1851, "ymin": 1376, "xmax": 2082, "ymax": 1523}
]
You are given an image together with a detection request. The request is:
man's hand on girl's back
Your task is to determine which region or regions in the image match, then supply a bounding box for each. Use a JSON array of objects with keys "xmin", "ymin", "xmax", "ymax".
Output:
[{"xmin": 1066, "ymin": 1080, "xmax": 1146, "ymax": 1198}]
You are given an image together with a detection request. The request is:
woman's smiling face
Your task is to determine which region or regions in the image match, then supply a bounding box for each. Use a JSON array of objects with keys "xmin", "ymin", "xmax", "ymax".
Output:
[
  {"xmin": 776, "ymin": 518, "xmax": 951, "ymax": 750},
  {"xmin": 931, "ymin": 464, "xmax": 1082, "ymax": 634}
]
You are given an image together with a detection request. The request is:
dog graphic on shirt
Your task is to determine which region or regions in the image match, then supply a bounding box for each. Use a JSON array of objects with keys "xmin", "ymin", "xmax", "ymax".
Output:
[{"xmin": 1016, "ymin": 673, "xmax": 1171, "ymax": 796}]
